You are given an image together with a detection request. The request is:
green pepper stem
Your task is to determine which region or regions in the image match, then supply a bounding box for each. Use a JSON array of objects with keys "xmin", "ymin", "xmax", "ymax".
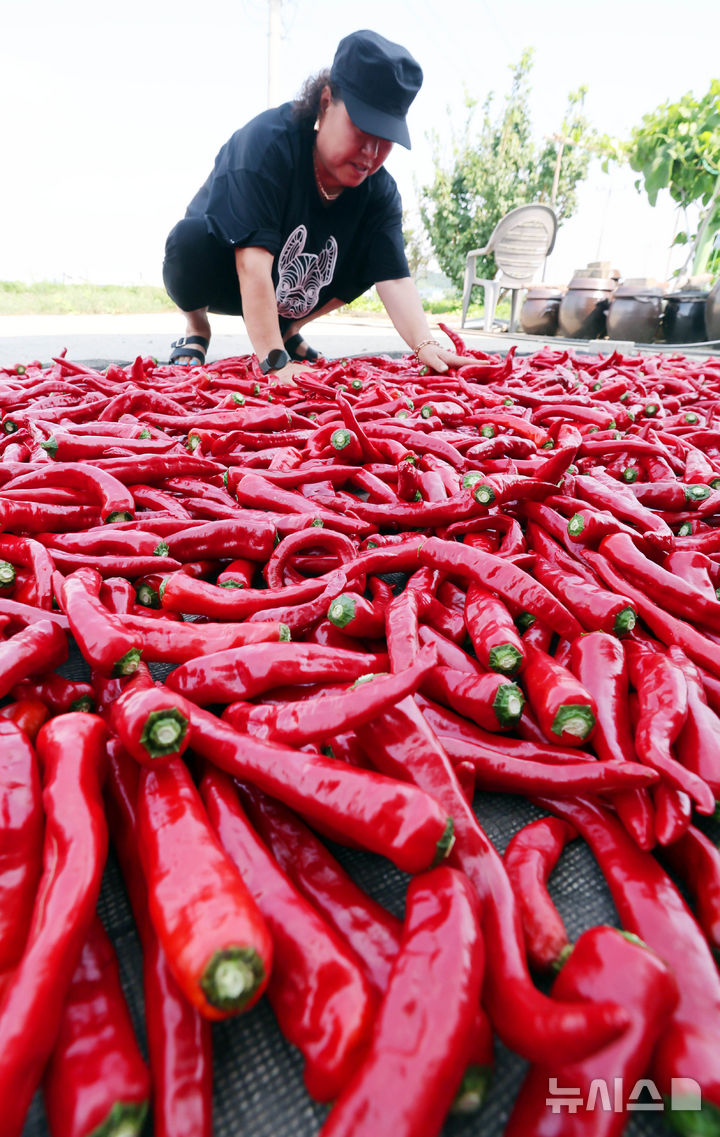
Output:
[
  {"xmin": 88, "ymin": 1101, "xmax": 149, "ymax": 1137},
  {"xmin": 113, "ymin": 647, "xmax": 142, "ymax": 677},
  {"xmin": 451, "ymin": 1065, "xmax": 493, "ymax": 1115},
  {"xmin": 551, "ymin": 704, "xmax": 595, "ymax": 741},
  {"xmin": 487, "ymin": 643, "xmax": 523, "ymax": 676},
  {"xmin": 613, "ymin": 606, "xmax": 637, "ymax": 637},
  {"xmin": 432, "ymin": 817, "xmax": 455, "ymax": 866},
  {"xmin": 200, "ymin": 947, "xmax": 266, "ymax": 1012},
  {"xmin": 492, "ymin": 682, "xmax": 525, "ymax": 727},
  {"xmin": 140, "ymin": 708, "xmax": 189, "ymax": 759}
]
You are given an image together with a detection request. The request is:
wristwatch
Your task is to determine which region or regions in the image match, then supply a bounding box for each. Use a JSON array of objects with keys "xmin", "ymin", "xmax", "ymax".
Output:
[{"xmin": 259, "ymin": 348, "xmax": 290, "ymax": 375}]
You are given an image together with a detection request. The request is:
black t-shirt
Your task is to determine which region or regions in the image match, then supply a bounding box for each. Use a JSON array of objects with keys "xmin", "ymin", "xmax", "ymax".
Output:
[{"xmin": 185, "ymin": 103, "xmax": 410, "ymax": 319}]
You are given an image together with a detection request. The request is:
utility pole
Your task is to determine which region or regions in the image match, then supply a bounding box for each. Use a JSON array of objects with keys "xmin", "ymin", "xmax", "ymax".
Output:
[{"xmin": 267, "ymin": 0, "xmax": 282, "ymax": 108}]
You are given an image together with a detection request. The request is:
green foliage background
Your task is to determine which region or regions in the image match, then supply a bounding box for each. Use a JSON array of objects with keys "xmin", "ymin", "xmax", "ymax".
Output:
[
  {"xmin": 617, "ymin": 79, "xmax": 720, "ymax": 276},
  {"xmin": 419, "ymin": 50, "xmax": 597, "ymax": 290}
]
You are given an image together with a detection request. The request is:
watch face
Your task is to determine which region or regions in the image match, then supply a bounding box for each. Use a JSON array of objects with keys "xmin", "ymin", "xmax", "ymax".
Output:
[{"xmin": 266, "ymin": 348, "xmax": 289, "ymax": 371}]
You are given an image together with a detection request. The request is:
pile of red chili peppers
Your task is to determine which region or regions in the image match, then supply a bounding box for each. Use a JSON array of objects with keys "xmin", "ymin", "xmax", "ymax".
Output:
[{"xmin": 3, "ymin": 327, "xmax": 720, "ymax": 1137}]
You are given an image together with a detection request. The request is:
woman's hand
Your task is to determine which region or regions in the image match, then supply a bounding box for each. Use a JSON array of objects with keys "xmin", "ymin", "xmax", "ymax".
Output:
[
  {"xmin": 267, "ymin": 361, "xmax": 315, "ymax": 387},
  {"xmin": 415, "ymin": 341, "xmax": 477, "ymax": 372},
  {"xmin": 375, "ymin": 279, "xmax": 478, "ymax": 373}
]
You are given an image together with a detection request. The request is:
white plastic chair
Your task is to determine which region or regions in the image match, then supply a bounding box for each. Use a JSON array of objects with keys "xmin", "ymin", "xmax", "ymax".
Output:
[{"xmin": 461, "ymin": 204, "xmax": 558, "ymax": 330}]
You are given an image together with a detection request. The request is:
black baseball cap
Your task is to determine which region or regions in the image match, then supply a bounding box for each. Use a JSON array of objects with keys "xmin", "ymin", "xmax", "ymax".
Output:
[{"xmin": 330, "ymin": 29, "xmax": 423, "ymax": 150}]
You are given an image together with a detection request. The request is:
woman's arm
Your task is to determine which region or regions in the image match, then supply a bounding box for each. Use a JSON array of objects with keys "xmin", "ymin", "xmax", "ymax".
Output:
[
  {"xmin": 376, "ymin": 278, "xmax": 477, "ymax": 370},
  {"xmin": 234, "ymin": 247, "xmax": 310, "ymax": 385}
]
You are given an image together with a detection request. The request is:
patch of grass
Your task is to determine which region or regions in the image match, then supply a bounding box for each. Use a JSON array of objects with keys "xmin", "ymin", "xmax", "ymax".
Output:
[
  {"xmin": 0, "ymin": 281, "xmax": 176, "ymax": 316},
  {"xmin": 0, "ymin": 279, "xmax": 513, "ymax": 324},
  {"xmin": 342, "ymin": 287, "xmax": 510, "ymax": 323}
]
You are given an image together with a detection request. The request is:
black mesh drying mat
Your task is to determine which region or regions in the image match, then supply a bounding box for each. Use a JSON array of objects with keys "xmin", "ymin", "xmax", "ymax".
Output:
[{"xmin": 21, "ymin": 643, "xmax": 707, "ymax": 1137}]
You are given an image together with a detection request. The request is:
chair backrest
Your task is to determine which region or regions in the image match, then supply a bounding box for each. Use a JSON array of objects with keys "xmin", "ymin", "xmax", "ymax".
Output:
[{"xmin": 485, "ymin": 204, "xmax": 558, "ymax": 286}]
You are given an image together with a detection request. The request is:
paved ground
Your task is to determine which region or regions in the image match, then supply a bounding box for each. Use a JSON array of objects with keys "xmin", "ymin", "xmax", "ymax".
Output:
[{"xmin": 1, "ymin": 311, "xmax": 717, "ymax": 369}]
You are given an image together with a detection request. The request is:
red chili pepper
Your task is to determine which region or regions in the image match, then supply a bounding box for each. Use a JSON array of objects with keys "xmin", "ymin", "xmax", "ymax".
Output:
[
  {"xmin": 0, "ymin": 720, "xmax": 43, "ymax": 998},
  {"xmin": 54, "ymin": 568, "xmax": 142, "ymax": 677},
  {"xmin": 199, "ymin": 764, "xmax": 376, "ymax": 1102},
  {"xmin": 42, "ymin": 913, "xmax": 151, "ymax": 1137},
  {"xmin": 354, "ymin": 699, "xmax": 630, "ymax": 1065},
  {"xmin": 0, "ymin": 498, "xmax": 102, "ymax": 533},
  {"xmin": 602, "ymin": 531, "xmax": 720, "ymax": 636},
  {"xmin": 417, "ymin": 591, "xmax": 468, "ymax": 644},
  {"xmin": 569, "ymin": 633, "xmax": 655, "ymax": 850},
  {"xmin": 416, "ymin": 691, "xmax": 595, "ymax": 766},
  {"xmin": 584, "ymin": 547, "xmax": 720, "ymax": 680},
  {"xmin": 0, "ymin": 696, "xmax": 50, "ymax": 741},
  {"xmin": 319, "ymin": 865, "xmax": 484, "ymax": 1137},
  {"xmin": 239, "ymin": 783, "xmax": 403, "ymax": 998},
  {"xmin": 626, "ymin": 639, "xmax": 715, "ymax": 815},
  {"xmin": 3, "ymin": 461, "xmax": 135, "ymax": 522},
  {"xmin": 119, "ymin": 680, "xmax": 454, "ymax": 872},
  {"xmin": 327, "ymin": 590, "xmax": 388, "ymax": 638},
  {"xmin": 571, "ymin": 470, "xmax": 675, "ymax": 552},
  {"xmin": 385, "ymin": 584, "xmax": 420, "ymax": 671},
  {"xmin": 166, "ymin": 516, "xmax": 277, "ymax": 563},
  {"xmin": 503, "ymin": 817, "xmax": 577, "ymax": 973},
  {"xmin": 440, "ymin": 735, "xmax": 655, "ymax": 795},
  {"xmin": 535, "ymin": 795, "xmax": 720, "ymax": 1116},
  {"xmin": 418, "ymin": 623, "xmax": 484, "ymax": 672},
  {"xmin": 233, "ymin": 471, "xmax": 372, "ymax": 537},
  {"xmin": 244, "ymin": 568, "xmax": 349, "ymax": 637},
  {"xmin": 215, "ymin": 556, "xmax": 256, "ymax": 589},
  {"xmin": 12, "ymin": 673, "xmax": 95, "ymax": 713},
  {"xmin": 93, "ymin": 453, "xmax": 225, "ymax": 484},
  {"xmin": 40, "ymin": 430, "xmax": 176, "ymax": 461},
  {"xmin": 521, "ymin": 641, "xmax": 597, "ymax": 746},
  {"xmin": 105, "ymin": 739, "xmax": 213, "ymax": 1137},
  {"xmin": 165, "ymin": 641, "xmax": 388, "ymax": 705},
  {"xmin": 534, "ymin": 555, "xmax": 636, "ymax": 636},
  {"xmin": 417, "ymin": 536, "xmax": 583, "ymax": 641},
  {"xmin": 160, "ymin": 566, "xmax": 329, "ymax": 619},
  {"xmin": 0, "ymin": 534, "xmax": 55, "ymax": 609},
  {"xmin": 120, "ymin": 610, "xmax": 290, "ymax": 664},
  {"xmin": 421, "ymin": 665, "xmax": 526, "ymax": 732},
  {"xmin": 504, "ymin": 925, "xmax": 679, "ymax": 1137},
  {"xmin": 0, "ymin": 713, "xmax": 108, "ymax": 1137},
  {"xmin": 653, "ymin": 781, "xmax": 693, "ymax": 845},
  {"xmin": 0, "ymin": 618, "xmax": 68, "ymax": 699},
  {"xmin": 673, "ymin": 649, "xmax": 720, "ymax": 797},
  {"xmin": 264, "ymin": 526, "xmax": 357, "ymax": 589},
  {"xmin": 222, "ymin": 647, "xmax": 436, "ymax": 747},
  {"xmin": 36, "ymin": 524, "xmax": 168, "ymax": 558},
  {"xmin": 136, "ymin": 756, "xmax": 273, "ymax": 1020},
  {"xmin": 521, "ymin": 615, "xmax": 554, "ymax": 651},
  {"xmin": 664, "ymin": 548, "xmax": 718, "ymax": 599},
  {"xmin": 564, "ymin": 502, "xmax": 641, "ymax": 546},
  {"xmin": 660, "ymin": 825, "xmax": 720, "ymax": 953},
  {"xmin": 463, "ymin": 584, "xmax": 525, "ymax": 675}
]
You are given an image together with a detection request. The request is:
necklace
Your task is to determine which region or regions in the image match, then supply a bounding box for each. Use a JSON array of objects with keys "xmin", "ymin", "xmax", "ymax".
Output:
[{"xmin": 313, "ymin": 148, "xmax": 343, "ymax": 204}]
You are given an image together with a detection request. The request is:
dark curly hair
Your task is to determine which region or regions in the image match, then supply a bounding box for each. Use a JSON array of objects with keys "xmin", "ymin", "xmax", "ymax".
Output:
[{"xmin": 291, "ymin": 69, "xmax": 342, "ymax": 127}]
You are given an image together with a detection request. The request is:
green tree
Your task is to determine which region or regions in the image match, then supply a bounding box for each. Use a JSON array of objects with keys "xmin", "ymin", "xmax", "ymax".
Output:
[
  {"xmin": 419, "ymin": 51, "xmax": 596, "ymax": 290},
  {"xmin": 618, "ymin": 80, "xmax": 720, "ymax": 277}
]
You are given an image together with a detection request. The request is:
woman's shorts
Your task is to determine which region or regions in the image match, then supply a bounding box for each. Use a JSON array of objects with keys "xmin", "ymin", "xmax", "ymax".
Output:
[{"xmin": 162, "ymin": 217, "xmax": 243, "ymax": 315}]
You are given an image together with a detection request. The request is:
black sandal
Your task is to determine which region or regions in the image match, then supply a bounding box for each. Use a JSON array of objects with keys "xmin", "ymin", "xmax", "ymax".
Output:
[
  {"xmin": 169, "ymin": 335, "xmax": 209, "ymax": 365},
  {"xmin": 283, "ymin": 333, "xmax": 320, "ymax": 362}
]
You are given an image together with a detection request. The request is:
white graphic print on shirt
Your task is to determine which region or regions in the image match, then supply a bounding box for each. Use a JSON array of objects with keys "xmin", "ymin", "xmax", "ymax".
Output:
[{"xmin": 276, "ymin": 225, "xmax": 338, "ymax": 318}]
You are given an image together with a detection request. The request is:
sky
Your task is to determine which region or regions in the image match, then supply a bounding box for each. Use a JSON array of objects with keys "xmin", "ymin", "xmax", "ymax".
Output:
[{"xmin": 2, "ymin": 0, "xmax": 719, "ymax": 292}]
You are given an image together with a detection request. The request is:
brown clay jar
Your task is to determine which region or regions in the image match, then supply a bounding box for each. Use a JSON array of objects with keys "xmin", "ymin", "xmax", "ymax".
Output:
[
  {"xmin": 520, "ymin": 287, "xmax": 563, "ymax": 335},
  {"xmin": 607, "ymin": 283, "xmax": 663, "ymax": 343},
  {"xmin": 662, "ymin": 291, "xmax": 708, "ymax": 344},
  {"xmin": 705, "ymin": 278, "xmax": 720, "ymax": 341},
  {"xmin": 558, "ymin": 277, "xmax": 616, "ymax": 339}
]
